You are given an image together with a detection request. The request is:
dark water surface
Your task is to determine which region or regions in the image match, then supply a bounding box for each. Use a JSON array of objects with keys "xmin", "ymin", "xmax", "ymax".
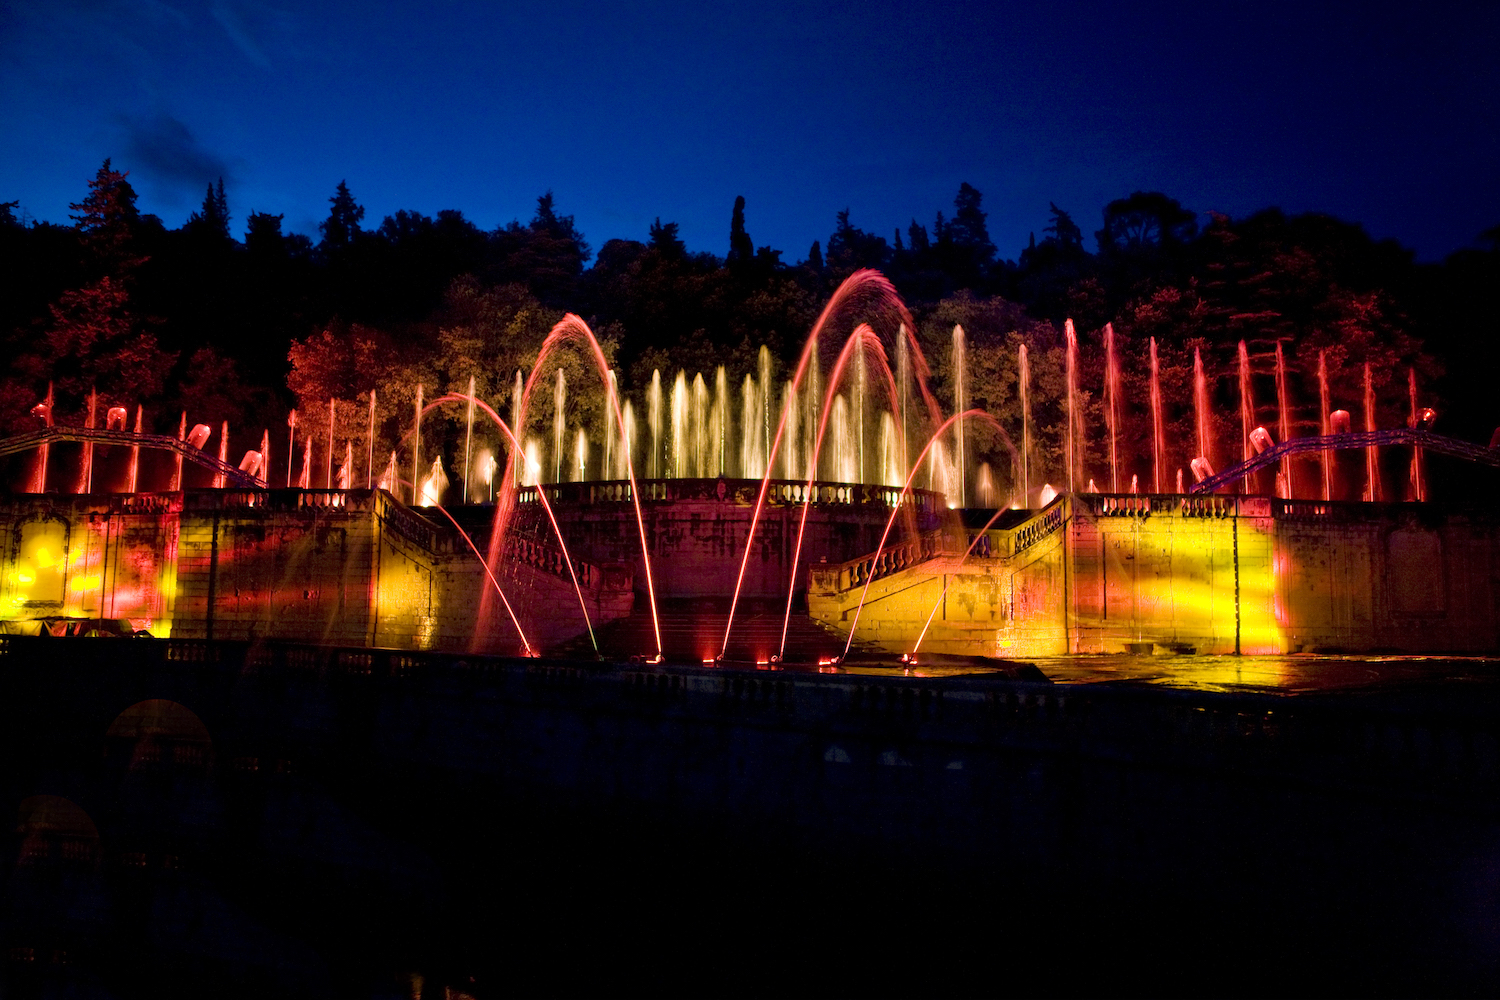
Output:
[{"xmin": 2, "ymin": 636, "xmax": 1497, "ymax": 997}]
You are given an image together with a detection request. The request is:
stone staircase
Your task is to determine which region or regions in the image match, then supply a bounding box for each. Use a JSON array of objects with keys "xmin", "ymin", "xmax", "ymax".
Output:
[
  {"xmin": 557, "ymin": 596, "xmax": 867, "ymax": 664},
  {"xmin": 806, "ymin": 496, "xmax": 1072, "ymax": 654}
]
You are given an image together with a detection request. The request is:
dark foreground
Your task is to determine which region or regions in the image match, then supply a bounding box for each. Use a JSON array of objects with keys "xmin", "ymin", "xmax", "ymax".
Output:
[{"xmin": 1, "ymin": 635, "xmax": 1498, "ymax": 997}]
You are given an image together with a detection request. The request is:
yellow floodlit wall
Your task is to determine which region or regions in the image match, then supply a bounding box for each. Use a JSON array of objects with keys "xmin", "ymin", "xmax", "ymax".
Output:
[{"xmin": 810, "ymin": 495, "xmax": 1500, "ymax": 657}]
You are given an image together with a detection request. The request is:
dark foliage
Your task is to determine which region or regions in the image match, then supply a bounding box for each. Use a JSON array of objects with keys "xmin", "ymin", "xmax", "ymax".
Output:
[{"xmin": 0, "ymin": 166, "xmax": 1489, "ymax": 472}]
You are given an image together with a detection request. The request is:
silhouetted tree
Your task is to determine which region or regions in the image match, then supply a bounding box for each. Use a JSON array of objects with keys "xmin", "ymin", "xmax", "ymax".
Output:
[
  {"xmin": 319, "ymin": 180, "xmax": 365, "ymax": 252},
  {"xmin": 71, "ymin": 159, "xmax": 143, "ymax": 274},
  {"xmin": 727, "ymin": 196, "xmax": 754, "ymax": 265},
  {"xmin": 648, "ymin": 218, "xmax": 686, "ymax": 259},
  {"xmin": 826, "ymin": 209, "xmax": 889, "ymax": 274},
  {"xmin": 1017, "ymin": 202, "xmax": 1095, "ymax": 321},
  {"xmin": 907, "ymin": 220, "xmax": 930, "ymax": 253},
  {"xmin": 490, "ymin": 192, "xmax": 591, "ymax": 307},
  {"xmin": 186, "ymin": 178, "xmax": 230, "ymax": 240},
  {"xmin": 245, "ymin": 212, "xmax": 287, "ymax": 255},
  {"xmin": 1045, "ymin": 203, "xmax": 1083, "ymax": 248},
  {"xmin": 948, "ymin": 182, "xmax": 996, "ymax": 265},
  {"xmin": 1096, "ymin": 191, "xmax": 1197, "ymax": 253}
]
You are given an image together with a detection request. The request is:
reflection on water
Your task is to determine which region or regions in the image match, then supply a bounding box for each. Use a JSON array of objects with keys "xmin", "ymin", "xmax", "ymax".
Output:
[{"xmin": 1031, "ymin": 652, "xmax": 1500, "ymax": 695}]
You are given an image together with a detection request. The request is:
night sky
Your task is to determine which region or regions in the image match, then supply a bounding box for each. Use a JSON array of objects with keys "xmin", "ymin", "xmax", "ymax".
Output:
[{"xmin": 2, "ymin": 0, "xmax": 1497, "ymax": 262}]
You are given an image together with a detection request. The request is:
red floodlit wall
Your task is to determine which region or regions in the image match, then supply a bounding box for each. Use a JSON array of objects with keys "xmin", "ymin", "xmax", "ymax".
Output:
[
  {"xmin": 0, "ymin": 490, "xmax": 632, "ymax": 652},
  {"xmin": 517, "ymin": 479, "xmax": 943, "ymax": 599}
]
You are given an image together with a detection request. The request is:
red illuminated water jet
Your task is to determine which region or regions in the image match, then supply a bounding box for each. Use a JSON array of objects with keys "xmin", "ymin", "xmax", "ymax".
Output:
[
  {"xmin": 841, "ymin": 408, "xmax": 1001, "ymax": 660},
  {"xmin": 486, "ymin": 316, "xmax": 659, "ymax": 658},
  {"xmin": 423, "ymin": 393, "xmax": 598, "ymax": 655},
  {"xmin": 909, "ymin": 504, "xmax": 1013, "ymax": 657},
  {"xmin": 719, "ymin": 270, "xmax": 946, "ymax": 661},
  {"xmin": 776, "ymin": 325, "xmax": 897, "ymax": 659},
  {"xmin": 400, "ymin": 474, "xmax": 534, "ymax": 656}
]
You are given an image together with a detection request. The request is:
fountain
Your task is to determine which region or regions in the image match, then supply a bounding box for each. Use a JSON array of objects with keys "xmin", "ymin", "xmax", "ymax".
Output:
[{"xmin": 8, "ymin": 265, "xmax": 1493, "ymax": 665}]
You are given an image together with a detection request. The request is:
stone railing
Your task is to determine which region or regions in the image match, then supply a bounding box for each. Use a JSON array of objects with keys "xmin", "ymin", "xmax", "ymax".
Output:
[
  {"xmin": 505, "ymin": 535, "xmax": 597, "ymax": 589},
  {"xmin": 516, "ymin": 477, "xmax": 945, "ymax": 513},
  {"xmin": 501, "ymin": 535, "xmax": 634, "ymax": 595},
  {"xmin": 811, "ymin": 494, "xmax": 1072, "ymax": 597},
  {"xmin": 111, "ymin": 492, "xmax": 183, "ymax": 515},
  {"xmin": 817, "ymin": 530, "xmax": 958, "ymax": 596},
  {"xmin": 1009, "ymin": 497, "xmax": 1067, "ymax": 557}
]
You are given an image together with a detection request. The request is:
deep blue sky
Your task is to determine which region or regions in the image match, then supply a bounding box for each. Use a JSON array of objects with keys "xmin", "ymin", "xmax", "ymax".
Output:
[{"xmin": 2, "ymin": 1, "xmax": 1497, "ymax": 263}]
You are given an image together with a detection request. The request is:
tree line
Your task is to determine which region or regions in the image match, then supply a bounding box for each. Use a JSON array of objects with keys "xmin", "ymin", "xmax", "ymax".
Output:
[{"xmin": 1, "ymin": 162, "xmax": 1496, "ymax": 496}]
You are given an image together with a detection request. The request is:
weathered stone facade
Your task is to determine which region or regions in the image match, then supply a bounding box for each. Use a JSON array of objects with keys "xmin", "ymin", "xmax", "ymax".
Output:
[
  {"xmin": 810, "ymin": 494, "xmax": 1500, "ymax": 656},
  {"xmin": 0, "ymin": 490, "xmax": 632, "ymax": 653}
]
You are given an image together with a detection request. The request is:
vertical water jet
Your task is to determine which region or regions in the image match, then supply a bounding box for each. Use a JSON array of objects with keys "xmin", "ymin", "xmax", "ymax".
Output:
[
  {"xmin": 856, "ymin": 342, "xmax": 868, "ymax": 486},
  {"xmin": 670, "ymin": 371, "xmax": 687, "ymax": 477},
  {"xmin": 620, "ymin": 400, "xmax": 637, "ymax": 480},
  {"xmin": 1149, "ymin": 337, "xmax": 1165, "ymax": 494},
  {"xmin": 648, "ymin": 370, "xmax": 663, "ymax": 479},
  {"xmin": 758, "ymin": 346, "xmax": 772, "ymax": 477},
  {"xmin": 1364, "ymin": 363, "xmax": 1381, "ymax": 501},
  {"xmin": 216, "ymin": 421, "xmax": 229, "ymax": 490},
  {"xmin": 129, "ymin": 401, "xmax": 141, "ymax": 491},
  {"xmin": 952, "ymin": 325, "xmax": 967, "ymax": 505},
  {"xmin": 1318, "ymin": 351, "xmax": 1332, "ymax": 501},
  {"xmin": 79, "ymin": 389, "xmax": 96, "ymax": 494},
  {"xmin": 692, "ymin": 373, "xmax": 708, "ymax": 478},
  {"xmin": 1237, "ymin": 342, "xmax": 1256, "ymax": 494},
  {"xmin": 896, "ymin": 329, "xmax": 910, "ymax": 481},
  {"xmin": 605, "ymin": 371, "xmax": 617, "ymax": 481},
  {"xmin": 832, "ymin": 395, "xmax": 855, "ymax": 483},
  {"xmin": 782, "ymin": 381, "xmax": 799, "ymax": 480},
  {"xmin": 512, "ymin": 371, "xmax": 524, "ymax": 485},
  {"xmin": 1275, "ymin": 343, "xmax": 1293, "ymax": 498},
  {"xmin": 1408, "ymin": 368, "xmax": 1425, "ymax": 501},
  {"xmin": 1193, "ymin": 348, "xmax": 1211, "ymax": 476},
  {"xmin": 553, "ymin": 368, "xmax": 566, "ymax": 484},
  {"xmin": 1103, "ymin": 323, "xmax": 1120, "ymax": 493},
  {"xmin": 741, "ymin": 375, "xmax": 760, "ymax": 478},
  {"xmin": 412, "ymin": 385, "xmax": 423, "ymax": 505},
  {"xmin": 1064, "ymin": 319, "xmax": 1079, "ymax": 493},
  {"xmin": 714, "ymin": 367, "xmax": 728, "ymax": 476},
  {"xmin": 326, "ymin": 397, "xmax": 335, "ymax": 489},
  {"xmin": 1019, "ymin": 344, "xmax": 1030, "ymax": 503},
  {"xmin": 464, "ymin": 374, "xmax": 475, "ymax": 500},
  {"xmin": 171, "ymin": 412, "xmax": 186, "ymax": 492},
  {"xmin": 368, "ymin": 391, "xmax": 376, "ymax": 490}
]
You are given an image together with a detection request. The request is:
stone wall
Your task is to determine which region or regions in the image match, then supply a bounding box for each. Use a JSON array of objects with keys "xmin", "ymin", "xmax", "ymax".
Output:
[
  {"xmin": 516, "ymin": 478, "xmax": 944, "ymax": 599},
  {"xmin": 0, "ymin": 490, "xmax": 632, "ymax": 654},
  {"xmin": 810, "ymin": 495, "xmax": 1500, "ymax": 656}
]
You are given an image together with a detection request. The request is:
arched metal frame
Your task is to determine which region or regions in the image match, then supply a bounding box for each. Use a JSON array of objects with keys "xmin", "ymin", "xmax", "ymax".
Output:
[
  {"xmin": 0, "ymin": 426, "xmax": 262, "ymax": 489},
  {"xmin": 1189, "ymin": 429, "xmax": 1500, "ymax": 495}
]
